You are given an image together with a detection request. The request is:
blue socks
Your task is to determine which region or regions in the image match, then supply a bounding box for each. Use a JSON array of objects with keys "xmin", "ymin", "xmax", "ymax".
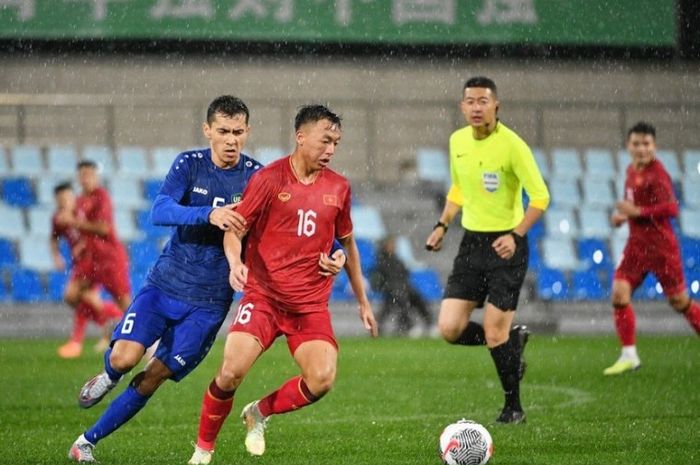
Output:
[{"xmin": 84, "ymin": 385, "xmax": 150, "ymax": 445}]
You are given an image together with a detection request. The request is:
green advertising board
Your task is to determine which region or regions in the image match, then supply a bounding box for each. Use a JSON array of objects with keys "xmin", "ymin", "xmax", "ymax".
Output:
[{"xmin": 0, "ymin": 0, "xmax": 677, "ymax": 46}]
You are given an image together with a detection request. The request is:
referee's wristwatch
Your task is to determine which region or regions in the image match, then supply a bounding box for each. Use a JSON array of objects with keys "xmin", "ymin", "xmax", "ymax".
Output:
[{"xmin": 433, "ymin": 221, "xmax": 448, "ymax": 232}]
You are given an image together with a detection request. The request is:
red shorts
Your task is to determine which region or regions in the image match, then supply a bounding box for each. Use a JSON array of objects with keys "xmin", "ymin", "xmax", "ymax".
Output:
[
  {"xmin": 615, "ymin": 243, "xmax": 686, "ymax": 296},
  {"xmin": 229, "ymin": 290, "xmax": 337, "ymax": 355},
  {"xmin": 71, "ymin": 256, "xmax": 131, "ymax": 301}
]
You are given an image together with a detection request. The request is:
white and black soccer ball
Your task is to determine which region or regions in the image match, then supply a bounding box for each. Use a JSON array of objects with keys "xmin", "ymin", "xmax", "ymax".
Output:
[{"xmin": 438, "ymin": 419, "xmax": 493, "ymax": 465}]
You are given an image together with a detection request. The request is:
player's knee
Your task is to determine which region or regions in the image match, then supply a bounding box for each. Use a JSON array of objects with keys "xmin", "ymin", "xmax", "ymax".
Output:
[
  {"xmin": 611, "ymin": 293, "xmax": 629, "ymax": 308},
  {"xmin": 305, "ymin": 367, "xmax": 336, "ymax": 396},
  {"xmin": 438, "ymin": 321, "xmax": 461, "ymax": 343},
  {"xmin": 484, "ymin": 327, "xmax": 508, "ymax": 348},
  {"xmin": 108, "ymin": 349, "xmax": 139, "ymax": 373},
  {"xmin": 668, "ymin": 294, "xmax": 689, "ymax": 313},
  {"xmin": 63, "ymin": 290, "xmax": 80, "ymax": 307},
  {"xmin": 217, "ymin": 363, "xmax": 246, "ymax": 391}
]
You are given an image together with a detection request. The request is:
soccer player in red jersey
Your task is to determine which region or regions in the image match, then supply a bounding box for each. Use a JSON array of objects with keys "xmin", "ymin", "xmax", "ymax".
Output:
[
  {"xmin": 604, "ymin": 122, "xmax": 700, "ymax": 375},
  {"xmin": 188, "ymin": 105, "xmax": 378, "ymax": 465},
  {"xmin": 51, "ymin": 182, "xmax": 123, "ymax": 358}
]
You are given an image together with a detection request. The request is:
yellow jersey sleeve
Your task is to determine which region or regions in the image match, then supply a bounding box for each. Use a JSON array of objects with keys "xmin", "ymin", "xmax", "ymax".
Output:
[{"xmin": 511, "ymin": 139, "xmax": 550, "ymax": 211}]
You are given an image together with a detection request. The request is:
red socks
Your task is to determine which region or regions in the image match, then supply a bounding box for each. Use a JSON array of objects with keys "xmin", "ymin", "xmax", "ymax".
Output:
[
  {"xmin": 613, "ymin": 304, "xmax": 636, "ymax": 346},
  {"xmin": 257, "ymin": 376, "xmax": 319, "ymax": 417},
  {"xmin": 70, "ymin": 308, "xmax": 89, "ymax": 343},
  {"xmin": 683, "ymin": 300, "xmax": 700, "ymax": 334},
  {"xmin": 196, "ymin": 380, "xmax": 235, "ymax": 451}
]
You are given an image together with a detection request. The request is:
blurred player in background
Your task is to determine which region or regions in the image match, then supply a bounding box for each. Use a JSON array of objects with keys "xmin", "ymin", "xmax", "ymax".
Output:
[
  {"xmin": 425, "ymin": 77, "xmax": 549, "ymax": 424},
  {"xmin": 604, "ymin": 121, "xmax": 700, "ymax": 375},
  {"xmin": 188, "ymin": 104, "xmax": 377, "ymax": 465},
  {"xmin": 51, "ymin": 182, "xmax": 123, "ymax": 359},
  {"xmin": 68, "ymin": 96, "xmax": 346, "ymax": 463}
]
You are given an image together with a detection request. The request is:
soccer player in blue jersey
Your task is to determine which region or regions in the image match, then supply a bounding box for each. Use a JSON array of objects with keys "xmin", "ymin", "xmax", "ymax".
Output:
[{"xmin": 68, "ymin": 96, "xmax": 346, "ymax": 463}]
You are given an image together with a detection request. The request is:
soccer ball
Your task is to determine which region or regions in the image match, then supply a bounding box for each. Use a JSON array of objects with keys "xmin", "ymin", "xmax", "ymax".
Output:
[{"xmin": 438, "ymin": 419, "xmax": 493, "ymax": 465}]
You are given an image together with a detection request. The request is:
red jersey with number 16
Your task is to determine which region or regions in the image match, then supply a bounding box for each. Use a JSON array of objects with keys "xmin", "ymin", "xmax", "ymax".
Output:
[{"xmin": 236, "ymin": 156, "xmax": 353, "ymax": 313}]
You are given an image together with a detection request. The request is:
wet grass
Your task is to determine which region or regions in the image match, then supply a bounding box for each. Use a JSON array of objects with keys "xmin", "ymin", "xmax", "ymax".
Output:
[{"xmin": 0, "ymin": 335, "xmax": 697, "ymax": 464}]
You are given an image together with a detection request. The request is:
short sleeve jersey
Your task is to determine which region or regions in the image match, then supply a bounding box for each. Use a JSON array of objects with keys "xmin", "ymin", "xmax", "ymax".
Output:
[
  {"xmin": 75, "ymin": 187, "xmax": 128, "ymax": 261},
  {"xmin": 236, "ymin": 156, "xmax": 353, "ymax": 312}
]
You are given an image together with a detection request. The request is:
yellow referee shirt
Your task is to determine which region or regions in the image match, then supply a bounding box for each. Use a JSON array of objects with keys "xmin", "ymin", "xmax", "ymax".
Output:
[{"xmin": 446, "ymin": 121, "xmax": 550, "ymax": 232}]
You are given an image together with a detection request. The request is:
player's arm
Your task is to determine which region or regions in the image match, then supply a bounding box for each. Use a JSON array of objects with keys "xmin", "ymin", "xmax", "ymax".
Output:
[
  {"xmin": 511, "ymin": 143, "xmax": 550, "ymax": 237},
  {"xmin": 49, "ymin": 233, "xmax": 65, "ymax": 271},
  {"xmin": 426, "ymin": 186, "xmax": 462, "ymax": 252},
  {"xmin": 223, "ymin": 229, "xmax": 248, "ymax": 292},
  {"xmin": 616, "ymin": 169, "xmax": 678, "ymax": 220},
  {"xmin": 339, "ymin": 233, "xmax": 378, "ymax": 337}
]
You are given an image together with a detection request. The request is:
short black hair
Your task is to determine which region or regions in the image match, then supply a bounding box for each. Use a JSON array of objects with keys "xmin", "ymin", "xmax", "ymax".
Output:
[
  {"xmin": 463, "ymin": 76, "xmax": 498, "ymax": 95},
  {"xmin": 53, "ymin": 181, "xmax": 72, "ymax": 195},
  {"xmin": 627, "ymin": 121, "xmax": 656, "ymax": 140},
  {"xmin": 77, "ymin": 160, "xmax": 97, "ymax": 170},
  {"xmin": 294, "ymin": 104, "xmax": 342, "ymax": 131},
  {"xmin": 207, "ymin": 95, "xmax": 250, "ymax": 125}
]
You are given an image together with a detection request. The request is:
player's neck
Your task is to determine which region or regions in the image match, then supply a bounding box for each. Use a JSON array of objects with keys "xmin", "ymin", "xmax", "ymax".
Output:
[
  {"xmin": 471, "ymin": 119, "xmax": 498, "ymax": 140},
  {"xmin": 289, "ymin": 154, "xmax": 319, "ymax": 184}
]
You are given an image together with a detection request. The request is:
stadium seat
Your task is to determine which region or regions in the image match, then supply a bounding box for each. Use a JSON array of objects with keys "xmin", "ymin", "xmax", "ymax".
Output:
[
  {"xmin": 395, "ymin": 235, "xmax": 426, "ymax": 270},
  {"xmin": 682, "ymin": 178, "xmax": 700, "ymax": 210},
  {"xmin": 548, "ymin": 179, "xmax": 581, "ymax": 209},
  {"xmin": 254, "ymin": 146, "xmax": 286, "ymax": 166},
  {"xmin": 36, "ymin": 175, "xmax": 71, "ymax": 206},
  {"xmin": 687, "ymin": 271, "xmax": 700, "ymax": 298},
  {"xmin": 610, "ymin": 235, "xmax": 627, "ymax": 264},
  {"xmin": 581, "ymin": 178, "xmax": 614, "ymax": 208},
  {"xmin": 130, "ymin": 268, "xmax": 148, "ymax": 293},
  {"xmin": 584, "ymin": 148, "xmax": 615, "ymax": 180},
  {"xmin": 680, "ymin": 209, "xmax": 700, "ymax": 238},
  {"xmin": 351, "ymin": 205, "xmax": 386, "ymax": 241},
  {"xmin": 10, "ymin": 145, "xmax": 43, "ymax": 177},
  {"xmin": 571, "ymin": 270, "xmax": 606, "ymax": 300},
  {"xmin": 82, "ymin": 145, "xmax": 115, "ymax": 175},
  {"xmin": 577, "ymin": 238, "xmax": 612, "ymax": 272},
  {"xmin": 116, "ymin": 146, "xmax": 150, "ymax": 177},
  {"xmin": 115, "ymin": 209, "xmax": 144, "ymax": 242},
  {"xmin": 536, "ymin": 267, "xmax": 569, "ymax": 301},
  {"xmin": 634, "ymin": 274, "xmax": 663, "ymax": 301},
  {"xmin": 579, "ymin": 208, "xmax": 611, "ymax": 239},
  {"xmin": 416, "ymin": 147, "xmax": 450, "ymax": 184},
  {"xmin": 528, "ymin": 240, "xmax": 543, "ymax": 272},
  {"xmin": 19, "ymin": 237, "xmax": 55, "ymax": 272},
  {"xmin": 680, "ymin": 237, "xmax": 700, "ymax": 273},
  {"xmin": 1, "ymin": 177, "xmax": 36, "ymax": 207},
  {"xmin": 331, "ymin": 270, "xmax": 353, "ymax": 302},
  {"xmin": 0, "ymin": 146, "xmax": 9, "ymax": 175},
  {"xmin": 531, "ymin": 148, "xmax": 550, "ymax": 180},
  {"xmin": 682, "ymin": 149, "xmax": 700, "ymax": 180},
  {"xmin": 616, "ymin": 149, "xmax": 630, "ymax": 173},
  {"xmin": 528, "ymin": 219, "xmax": 545, "ymax": 242},
  {"xmin": 47, "ymin": 270, "xmax": 68, "ymax": 302},
  {"xmin": 656, "ymin": 150, "xmax": 681, "ymax": 181},
  {"xmin": 11, "ymin": 268, "xmax": 46, "ymax": 303},
  {"xmin": 151, "ymin": 147, "xmax": 180, "ymax": 178},
  {"xmin": 550, "ymin": 148, "xmax": 582, "ymax": 180},
  {"xmin": 128, "ymin": 239, "xmax": 160, "ymax": 272},
  {"xmin": 544, "ymin": 208, "xmax": 578, "ymax": 239},
  {"xmin": 109, "ymin": 177, "xmax": 147, "ymax": 209},
  {"xmin": 0, "ymin": 203, "xmax": 26, "ymax": 240},
  {"xmin": 0, "ymin": 277, "xmax": 7, "ymax": 302},
  {"xmin": 27, "ymin": 206, "xmax": 54, "ymax": 238},
  {"xmin": 613, "ymin": 175, "xmax": 625, "ymax": 201},
  {"xmin": 541, "ymin": 237, "xmax": 579, "ymax": 271},
  {"xmin": 46, "ymin": 145, "xmax": 78, "ymax": 176},
  {"xmin": 143, "ymin": 178, "xmax": 163, "ymax": 202},
  {"xmin": 354, "ymin": 237, "xmax": 376, "ymax": 273},
  {"xmin": 0, "ymin": 238, "xmax": 18, "ymax": 269},
  {"xmin": 409, "ymin": 268, "xmax": 443, "ymax": 301}
]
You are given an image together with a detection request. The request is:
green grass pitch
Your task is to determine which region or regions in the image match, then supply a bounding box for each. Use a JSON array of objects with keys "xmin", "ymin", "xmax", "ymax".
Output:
[{"xmin": 0, "ymin": 335, "xmax": 697, "ymax": 464}]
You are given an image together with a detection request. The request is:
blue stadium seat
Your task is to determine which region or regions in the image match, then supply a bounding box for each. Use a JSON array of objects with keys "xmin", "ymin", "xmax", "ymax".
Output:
[
  {"xmin": 11, "ymin": 268, "xmax": 46, "ymax": 303},
  {"xmin": 537, "ymin": 268, "xmax": 569, "ymax": 301},
  {"xmin": 143, "ymin": 178, "xmax": 163, "ymax": 202},
  {"xmin": 528, "ymin": 219, "xmax": 545, "ymax": 242},
  {"xmin": 579, "ymin": 208, "xmax": 611, "ymax": 239},
  {"xmin": 19, "ymin": 237, "xmax": 54, "ymax": 272},
  {"xmin": 416, "ymin": 147, "xmax": 449, "ymax": 184},
  {"xmin": 2, "ymin": 177, "xmax": 36, "ymax": 207},
  {"xmin": 682, "ymin": 178, "xmax": 700, "ymax": 210},
  {"xmin": 254, "ymin": 146, "xmax": 285, "ymax": 166},
  {"xmin": 531, "ymin": 148, "xmax": 550, "ymax": 180},
  {"xmin": 109, "ymin": 178, "xmax": 146, "ymax": 209},
  {"xmin": 27, "ymin": 206, "xmax": 53, "ymax": 238},
  {"xmin": 115, "ymin": 209, "xmax": 144, "ymax": 242},
  {"xmin": 128, "ymin": 239, "xmax": 160, "ymax": 272},
  {"xmin": 0, "ymin": 238, "xmax": 18, "ymax": 269},
  {"xmin": 656, "ymin": 150, "xmax": 681, "ymax": 181},
  {"xmin": 682, "ymin": 149, "xmax": 700, "ymax": 180},
  {"xmin": 687, "ymin": 271, "xmax": 700, "ymax": 298},
  {"xmin": 541, "ymin": 237, "xmax": 579, "ymax": 271},
  {"xmin": 550, "ymin": 148, "xmax": 582, "ymax": 180},
  {"xmin": 116, "ymin": 146, "xmax": 150, "ymax": 177},
  {"xmin": 581, "ymin": 178, "xmax": 614, "ymax": 208},
  {"xmin": 0, "ymin": 203, "xmax": 26, "ymax": 240},
  {"xmin": 130, "ymin": 268, "xmax": 148, "ymax": 293},
  {"xmin": 0, "ymin": 277, "xmax": 7, "ymax": 302},
  {"xmin": 354, "ymin": 237, "xmax": 376, "ymax": 273},
  {"xmin": 584, "ymin": 148, "xmax": 615, "ymax": 180},
  {"xmin": 331, "ymin": 270, "xmax": 353, "ymax": 301},
  {"xmin": 409, "ymin": 268, "xmax": 443, "ymax": 301},
  {"xmin": 571, "ymin": 270, "xmax": 606, "ymax": 300},
  {"xmin": 351, "ymin": 205, "xmax": 386, "ymax": 241},
  {"xmin": 577, "ymin": 238, "xmax": 612, "ymax": 273},
  {"xmin": 151, "ymin": 147, "xmax": 180, "ymax": 178},
  {"xmin": 82, "ymin": 145, "xmax": 115, "ymax": 175},
  {"xmin": 544, "ymin": 208, "xmax": 579, "ymax": 239},
  {"xmin": 47, "ymin": 270, "xmax": 68, "ymax": 302},
  {"xmin": 548, "ymin": 179, "xmax": 580, "ymax": 209},
  {"xmin": 35, "ymin": 175, "xmax": 68, "ymax": 206},
  {"xmin": 680, "ymin": 237, "xmax": 700, "ymax": 273},
  {"xmin": 633, "ymin": 274, "xmax": 663, "ymax": 301},
  {"xmin": 616, "ymin": 149, "xmax": 630, "ymax": 173},
  {"xmin": 680, "ymin": 209, "xmax": 700, "ymax": 238},
  {"xmin": 395, "ymin": 235, "xmax": 425, "ymax": 270},
  {"xmin": 10, "ymin": 145, "xmax": 43, "ymax": 177},
  {"xmin": 46, "ymin": 145, "xmax": 78, "ymax": 176},
  {"xmin": 527, "ymin": 239, "xmax": 543, "ymax": 272}
]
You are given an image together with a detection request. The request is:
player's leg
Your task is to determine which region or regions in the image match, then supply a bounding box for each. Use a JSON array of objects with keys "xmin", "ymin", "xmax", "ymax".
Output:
[
  {"xmin": 81, "ymin": 286, "xmax": 123, "ymax": 352},
  {"xmin": 604, "ymin": 278, "xmax": 642, "ymax": 375},
  {"xmin": 438, "ymin": 298, "xmax": 483, "ymax": 344},
  {"xmin": 655, "ymin": 252, "xmax": 700, "ymax": 335},
  {"xmin": 58, "ymin": 308, "xmax": 88, "ymax": 359},
  {"xmin": 667, "ymin": 291, "xmax": 700, "ymax": 334}
]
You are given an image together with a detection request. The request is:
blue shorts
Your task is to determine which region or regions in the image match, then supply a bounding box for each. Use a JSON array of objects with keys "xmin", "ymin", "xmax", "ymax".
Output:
[{"xmin": 112, "ymin": 285, "xmax": 228, "ymax": 382}]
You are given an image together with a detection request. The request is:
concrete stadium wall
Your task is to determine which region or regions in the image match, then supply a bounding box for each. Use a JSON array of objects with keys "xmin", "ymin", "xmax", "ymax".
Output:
[{"xmin": 1, "ymin": 56, "xmax": 700, "ymax": 182}]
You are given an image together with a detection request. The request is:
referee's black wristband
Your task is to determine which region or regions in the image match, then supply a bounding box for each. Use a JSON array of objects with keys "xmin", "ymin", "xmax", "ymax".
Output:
[{"xmin": 434, "ymin": 221, "xmax": 448, "ymax": 232}]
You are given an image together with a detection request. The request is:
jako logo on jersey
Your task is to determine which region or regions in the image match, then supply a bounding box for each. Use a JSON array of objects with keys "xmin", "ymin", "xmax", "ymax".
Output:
[
  {"xmin": 174, "ymin": 355, "xmax": 186, "ymax": 366},
  {"xmin": 193, "ymin": 186, "xmax": 209, "ymax": 195},
  {"xmin": 231, "ymin": 193, "xmax": 242, "ymax": 205},
  {"xmin": 323, "ymin": 194, "xmax": 338, "ymax": 206},
  {"xmin": 278, "ymin": 192, "xmax": 291, "ymax": 202}
]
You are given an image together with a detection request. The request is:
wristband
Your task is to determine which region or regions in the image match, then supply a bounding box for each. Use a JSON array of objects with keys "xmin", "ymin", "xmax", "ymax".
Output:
[{"xmin": 434, "ymin": 221, "xmax": 448, "ymax": 232}]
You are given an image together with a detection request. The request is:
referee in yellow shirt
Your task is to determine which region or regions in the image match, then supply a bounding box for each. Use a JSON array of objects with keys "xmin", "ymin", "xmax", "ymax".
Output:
[{"xmin": 426, "ymin": 76, "xmax": 550, "ymax": 424}]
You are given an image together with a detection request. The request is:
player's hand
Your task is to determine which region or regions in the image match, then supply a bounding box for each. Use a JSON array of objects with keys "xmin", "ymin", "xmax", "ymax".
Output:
[
  {"xmin": 611, "ymin": 213, "xmax": 627, "ymax": 227},
  {"xmin": 229, "ymin": 263, "xmax": 248, "ymax": 292},
  {"xmin": 210, "ymin": 205, "xmax": 247, "ymax": 233},
  {"xmin": 425, "ymin": 228, "xmax": 445, "ymax": 252},
  {"xmin": 358, "ymin": 301, "xmax": 379, "ymax": 338},
  {"xmin": 615, "ymin": 200, "xmax": 641, "ymax": 218},
  {"xmin": 55, "ymin": 209, "xmax": 76, "ymax": 226},
  {"xmin": 492, "ymin": 233, "xmax": 517, "ymax": 259},
  {"xmin": 318, "ymin": 249, "xmax": 346, "ymax": 276}
]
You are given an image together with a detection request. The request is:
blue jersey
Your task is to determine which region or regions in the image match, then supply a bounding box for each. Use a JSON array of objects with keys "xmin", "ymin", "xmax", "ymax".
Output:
[{"xmin": 147, "ymin": 149, "xmax": 262, "ymax": 311}]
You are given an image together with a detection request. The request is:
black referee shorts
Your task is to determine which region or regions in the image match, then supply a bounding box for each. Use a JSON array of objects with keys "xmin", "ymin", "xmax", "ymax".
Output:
[{"xmin": 443, "ymin": 229, "xmax": 529, "ymax": 311}]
